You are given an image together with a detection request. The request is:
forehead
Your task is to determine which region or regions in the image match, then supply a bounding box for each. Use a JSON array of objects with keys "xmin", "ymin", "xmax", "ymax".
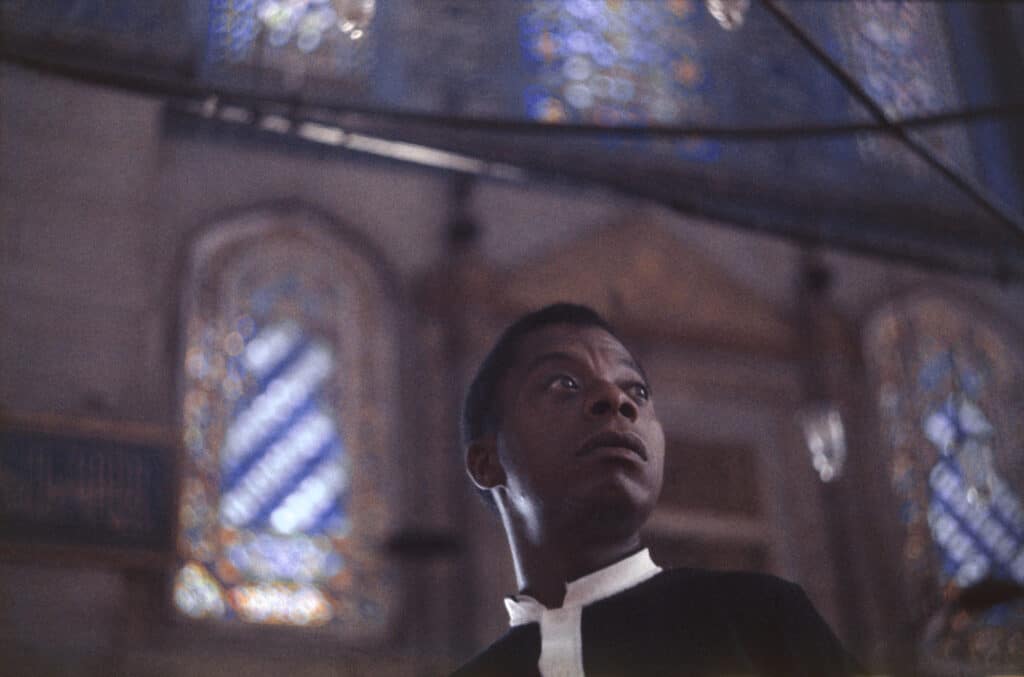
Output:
[{"xmin": 510, "ymin": 324, "xmax": 639, "ymax": 376}]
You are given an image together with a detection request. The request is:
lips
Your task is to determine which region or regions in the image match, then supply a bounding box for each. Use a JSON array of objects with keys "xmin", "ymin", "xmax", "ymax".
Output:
[{"xmin": 576, "ymin": 430, "xmax": 647, "ymax": 461}]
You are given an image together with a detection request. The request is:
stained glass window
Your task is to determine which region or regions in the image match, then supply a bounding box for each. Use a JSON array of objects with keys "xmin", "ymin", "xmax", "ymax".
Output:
[
  {"xmin": 175, "ymin": 208, "xmax": 398, "ymax": 636},
  {"xmin": 865, "ymin": 294, "xmax": 1024, "ymax": 667},
  {"xmin": 203, "ymin": 0, "xmax": 376, "ymax": 84},
  {"xmin": 833, "ymin": 1, "xmax": 973, "ymax": 173},
  {"xmin": 520, "ymin": 0, "xmax": 719, "ymax": 161}
]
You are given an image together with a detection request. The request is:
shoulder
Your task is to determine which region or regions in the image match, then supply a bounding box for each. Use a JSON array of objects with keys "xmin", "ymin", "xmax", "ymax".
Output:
[
  {"xmin": 654, "ymin": 566, "xmax": 793, "ymax": 588},
  {"xmin": 449, "ymin": 624, "xmax": 539, "ymax": 677},
  {"xmin": 652, "ymin": 568, "xmax": 824, "ymax": 621},
  {"xmin": 641, "ymin": 569, "xmax": 842, "ymax": 642},
  {"xmin": 592, "ymin": 567, "xmax": 808, "ymax": 633},
  {"xmin": 671, "ymin": 568, "xmax": 866, "ymax": 673},
  {"xmin": 651, "ymin": 568, "xmax": 863, "ymax": 673},
  {"xmin": 643, "ymin": 566, "xmax": 803, "ymax": 603},
  {"xmin": 591, "ymin": 568, "xmax": 863, "ymax": 674}
]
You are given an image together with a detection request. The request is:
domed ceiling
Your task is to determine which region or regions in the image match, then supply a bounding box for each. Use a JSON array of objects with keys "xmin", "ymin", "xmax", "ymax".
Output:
[{"xmin": 2, "ymin": 0, "xmax": 1023, "ymax": 279}]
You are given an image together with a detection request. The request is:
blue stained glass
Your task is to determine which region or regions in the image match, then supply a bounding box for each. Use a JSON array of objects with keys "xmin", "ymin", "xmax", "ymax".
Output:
[
  {"xmin": 520, "ymin": 0, "xmax": 724, "ymax": 164},
  {"xmin": 836, "ymin": 1, "xmax": 973, "ymax": 175},
  {"xmin": 177, "ymin": 211, "xmax": 396, "ymax": 631},
  {"xmin": 928, "ymin": 457, "xmax": 1024, "ymax": 586},
  {"xmin": 207, "ymin": 0, "xmax": 259, "ymax": 63},
  {"xmin": 179, "ymin": 267, "xmax": 364, "ymax": 624},
  {"xmin": 521, "ymin": 0, "xmax": 708, "ymax": 124},
  {"xmin": 217, "ymin": 314, "xmax": 349, "ymax": 541},
  {"xmin": 866, "ymin": 292, "xmax": 1024, "ymax": 659},
  {"xmin": 960, "ymin": 368, "xmax": 985, "ymax": 398},
  {"xmin": 921, "ymin": 376, "xmax": 1024, "ymax": 587},
  {"xmin": 919, "ymin": 351, "xmax": 953, "ymax": 391},
  {"xmin": 224, "ymin": 533, "xmax": 343, "ymax": 582}
]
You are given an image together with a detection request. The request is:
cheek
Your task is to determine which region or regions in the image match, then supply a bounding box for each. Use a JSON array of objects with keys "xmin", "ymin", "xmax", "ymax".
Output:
[
  {"xmin": 646, "ymin": 422, "xmax": 667, "ymax": 471},
  {"xmin": 497, "ymin": 427, "xmax": 547, "ymax": 479},
  {"xmin": 498, "ymin": 426, "xmax": 571, "ymax": 490},
  {"xmin": 511, "ymin": 397, "xmax": 579, "ymax": 443}
]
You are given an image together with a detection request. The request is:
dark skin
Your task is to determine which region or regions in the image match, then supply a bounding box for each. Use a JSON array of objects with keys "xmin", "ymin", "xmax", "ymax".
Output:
[{"xmin": 467, "ymin": 325, "xmax": 665, "ymax": 608}]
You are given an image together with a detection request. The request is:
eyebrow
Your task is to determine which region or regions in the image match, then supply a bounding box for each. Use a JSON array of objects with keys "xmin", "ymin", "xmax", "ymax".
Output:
[{"xmin": 522, "ymin": 351, "xmax": 647, "ymax": 382}]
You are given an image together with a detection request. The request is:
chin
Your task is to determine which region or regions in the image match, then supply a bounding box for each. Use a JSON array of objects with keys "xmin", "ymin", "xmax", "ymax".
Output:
[{"xmin": 570, "ymin": 480, "xmax": 656, "ymax": 533}]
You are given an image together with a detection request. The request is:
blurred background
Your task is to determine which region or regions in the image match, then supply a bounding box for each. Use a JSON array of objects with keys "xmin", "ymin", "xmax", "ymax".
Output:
[{"xmin": 1, "ymin": 1, "xmax": 1024, "ymax": 675}]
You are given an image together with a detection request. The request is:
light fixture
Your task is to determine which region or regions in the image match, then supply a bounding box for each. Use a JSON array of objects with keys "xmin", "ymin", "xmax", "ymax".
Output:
[
  {"xmin": 706, "ymin": 0, "xmax": 750, "ymax": 31},
  {"xmin": 795, "ymin": 257, "xmax": 845, "ymax": 483},
  {"xmin": 797, "ymin": 402, "xmax": 847, "ymax": 482}
]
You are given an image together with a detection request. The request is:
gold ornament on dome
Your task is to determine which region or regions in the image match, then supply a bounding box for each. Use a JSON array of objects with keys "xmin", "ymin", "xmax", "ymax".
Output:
[{"xmin": 706, "ymin": 0, "xmax": 749, "ymax": 31}]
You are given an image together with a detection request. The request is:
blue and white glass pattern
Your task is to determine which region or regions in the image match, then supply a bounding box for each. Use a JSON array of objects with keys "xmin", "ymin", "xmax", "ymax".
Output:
[
  {"xmin": 922, "ymin": 386, "xmax": 1024, "ymax": 588},
  {"xmin": 219, "ymin": 320, "xmax": 350, "ymax": 539}
]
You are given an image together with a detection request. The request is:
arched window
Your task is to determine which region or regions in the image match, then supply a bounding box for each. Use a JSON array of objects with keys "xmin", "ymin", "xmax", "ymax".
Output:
[
  {"xmin": 173, "ymin": 204, "xmax": 398, "ymax": 639},
  {"xmin": 865, "ymin": 292, "xmax": 1024, "ymax": 670}
]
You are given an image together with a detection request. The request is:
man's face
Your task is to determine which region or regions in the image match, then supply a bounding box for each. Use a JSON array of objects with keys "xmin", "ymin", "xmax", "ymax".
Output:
[{"xmin": 493, "ymin": 324, "xmax": 665, "ymax": 541}]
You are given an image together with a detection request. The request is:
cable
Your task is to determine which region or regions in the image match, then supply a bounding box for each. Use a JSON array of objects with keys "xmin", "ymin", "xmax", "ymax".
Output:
[{"xmin": 759, "ymin": 0, "xmax": 1024, "ymax": 247}]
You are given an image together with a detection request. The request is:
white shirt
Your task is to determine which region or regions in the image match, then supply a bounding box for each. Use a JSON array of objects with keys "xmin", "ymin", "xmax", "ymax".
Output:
[{"xmin": 503, "ymin": 549, "xmax": 662, "ymax": 677}]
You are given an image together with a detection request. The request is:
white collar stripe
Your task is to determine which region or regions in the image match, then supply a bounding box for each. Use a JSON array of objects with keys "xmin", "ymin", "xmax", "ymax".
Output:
[{"xmin": 503, "ymin": 549, "xmax": 662, "ymax": 677}]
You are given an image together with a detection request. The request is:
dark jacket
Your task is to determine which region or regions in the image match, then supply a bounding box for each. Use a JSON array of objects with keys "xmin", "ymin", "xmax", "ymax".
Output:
[{"xmin": 452, "ymin": 568, "xmax": 862, "ymax": 676}]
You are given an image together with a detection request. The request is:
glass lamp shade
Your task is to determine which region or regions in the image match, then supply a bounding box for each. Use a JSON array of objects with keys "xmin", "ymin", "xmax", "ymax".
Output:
[
  {"xmin": 798, "ymin": 402, "xmax": 847, "ymax": 482},
  {"xmin": 706, "ymin": 0, "xmax": 750, "ymax": 31}
]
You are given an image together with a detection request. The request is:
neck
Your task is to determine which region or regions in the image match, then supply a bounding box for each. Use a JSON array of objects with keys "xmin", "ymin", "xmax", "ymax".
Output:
[{"xmin": 500, "ymin": 505, "xmax": 643, "ymax": 608}]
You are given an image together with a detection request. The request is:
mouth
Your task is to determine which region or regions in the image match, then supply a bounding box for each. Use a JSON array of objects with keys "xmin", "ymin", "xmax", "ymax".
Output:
[{"xmin": 576, "ymin": 430, "xmax": 647, "ymax": 461}]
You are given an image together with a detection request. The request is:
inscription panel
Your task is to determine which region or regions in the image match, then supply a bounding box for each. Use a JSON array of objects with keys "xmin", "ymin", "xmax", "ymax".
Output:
[{"xmin": 0, "ymin": 422, "xmax": 172, "ymax": 554}]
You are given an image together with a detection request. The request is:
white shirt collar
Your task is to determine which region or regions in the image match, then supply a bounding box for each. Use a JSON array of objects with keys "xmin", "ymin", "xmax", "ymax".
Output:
[{"xmin": 504, "ymin": 548, "xmax": 662, "ymax": 626}]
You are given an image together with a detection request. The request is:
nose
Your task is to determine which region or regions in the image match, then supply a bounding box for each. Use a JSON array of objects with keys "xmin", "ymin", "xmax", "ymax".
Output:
[{"xmin": 585, "ymin": 381, "xmax": 638, "ymax": 423}]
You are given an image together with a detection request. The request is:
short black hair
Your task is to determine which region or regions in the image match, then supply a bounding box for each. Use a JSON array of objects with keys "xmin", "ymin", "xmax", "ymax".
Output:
[{"xmin": 461, "ymin": 302, "xmax": 626, "ymax": 447}]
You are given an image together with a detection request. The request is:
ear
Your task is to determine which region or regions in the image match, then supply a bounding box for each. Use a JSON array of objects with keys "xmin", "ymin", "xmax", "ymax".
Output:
[{"xmin": 466, "ymin": 435, "xmax": 506, "ymax": 491}]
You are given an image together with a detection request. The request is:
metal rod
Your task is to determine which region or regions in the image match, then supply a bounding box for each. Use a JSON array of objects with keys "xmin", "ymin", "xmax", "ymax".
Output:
[
  {"xmin": 3, "ymin": 43, "xmax": 1024, "ymax": 142},
  {"xmin": 171, "ymin": 99, "xmax": 1021, "ymax": 282},
  {"xmin": 759, "ymin": 0, "xmax": 1024, "ymax": 246}
]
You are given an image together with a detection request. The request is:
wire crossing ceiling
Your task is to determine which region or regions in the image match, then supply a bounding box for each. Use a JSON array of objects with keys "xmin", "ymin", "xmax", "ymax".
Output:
[{"xmin": 2, "ymin": 0, "xmax": 1023, "ymax": 279}]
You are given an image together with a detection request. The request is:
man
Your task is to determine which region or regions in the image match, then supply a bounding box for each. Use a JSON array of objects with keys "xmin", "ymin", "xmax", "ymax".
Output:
[{"xmin": 453, "ymin": 303, "xmax": 862, "ymax": 676}]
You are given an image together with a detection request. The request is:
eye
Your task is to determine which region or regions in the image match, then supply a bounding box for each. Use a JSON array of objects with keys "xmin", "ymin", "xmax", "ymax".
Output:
[
  {"xmin": 547, "ymin": 374, "xmax": 580, "ymax": 392},
  {"xmin": 627, "ymin": 382, "xmax": 650, "ymax": 402}
]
